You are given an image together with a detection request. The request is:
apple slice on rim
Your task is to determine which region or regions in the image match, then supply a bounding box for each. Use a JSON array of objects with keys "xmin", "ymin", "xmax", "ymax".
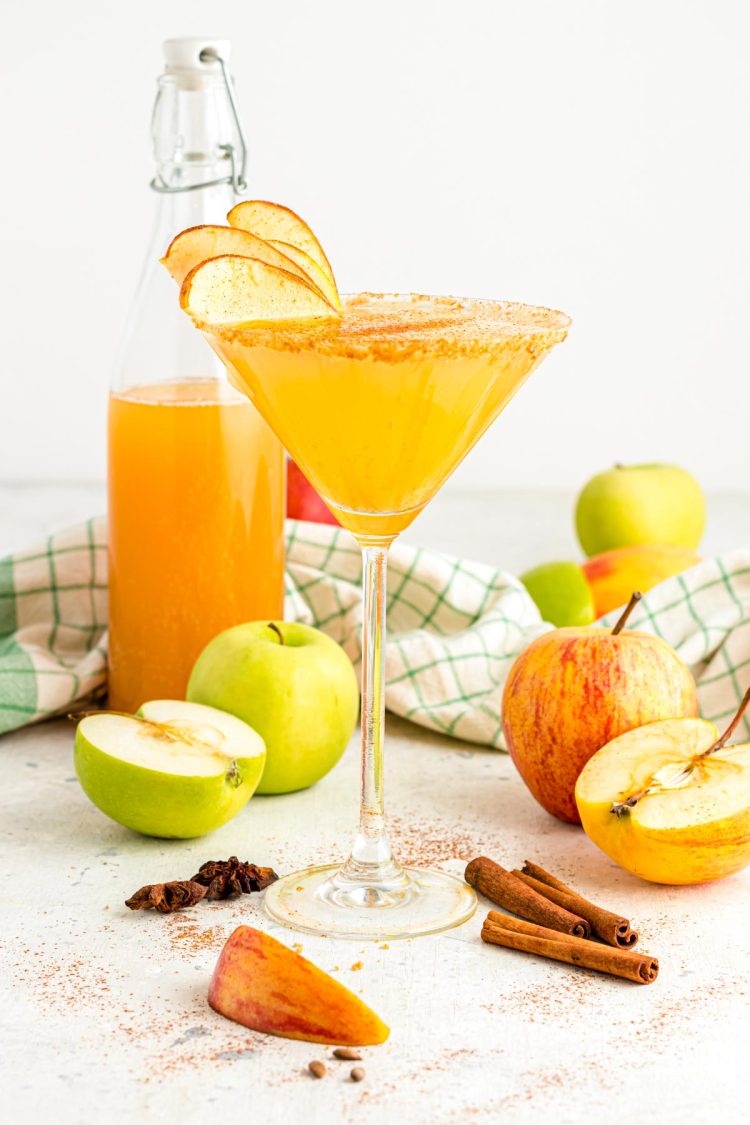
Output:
[
  {"xmin": 266, "ymin": 238, "xmax": 342, "ymax": 312},
  {"xmin": 180, "ymin": 255, "xmax": 341, "ymax": 327},
  {"xmin": 161, "ymin": 224, "xmax": 327, "ymax": 298},
  {"xmin": 227, "ymin": 200, "xmax": 338, "ymax": 297}
]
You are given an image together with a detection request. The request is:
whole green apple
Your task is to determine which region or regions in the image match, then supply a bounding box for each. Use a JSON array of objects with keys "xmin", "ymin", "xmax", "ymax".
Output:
[
  {"xmin": 74, "ymin": 699, "xmax": 266, "ymax": 838},
  {"xmin": 519, "ymin": 561, "xmax": 595, "ymax": 627},
  {"xmin": 187, "ymin": 621, "xmax": 359, "ymax": 794},
  {"xmin": 575, "ymin": 463, "xmax": 705, "ymax": 556}
]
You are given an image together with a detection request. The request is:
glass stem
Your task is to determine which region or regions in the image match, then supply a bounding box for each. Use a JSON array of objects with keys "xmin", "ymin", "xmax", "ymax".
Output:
[{"xmin": 339, "ymin": 544, "xmax": 404, "ymax": 888}]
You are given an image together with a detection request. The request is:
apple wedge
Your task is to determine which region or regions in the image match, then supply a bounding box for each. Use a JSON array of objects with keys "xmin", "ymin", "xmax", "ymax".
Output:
[
  {"xmin": 180, "ymin": 255, "xmax": 340, "ymax": 327},
  {"xmin": 266, "ymin": 238, "xmax": 342, "ymax": 311},
  {"xmin": 576, "ymin": 687, "xmax": 750, "ymax": 883},
  {"xmin": 161, "ymin": 224, "xmax": 327, "ymax": 297},
  {"xmin": 74, "ymin": 700, "xmax": 266, "ymax": 838},
  {"xmin": 209, "ymin": 926, "xmax": 390, "ymax": 1045},
  {"xmin": 227, "ymin": 200, "xmax": 338, "ymax": 297}
]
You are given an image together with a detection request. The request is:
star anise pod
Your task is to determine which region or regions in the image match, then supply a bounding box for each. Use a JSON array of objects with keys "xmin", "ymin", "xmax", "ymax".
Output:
[
  {"xmin": 125, "ymin": 879, "xmax": 208, "ymax": 914},
  {"xmin": 191, "ymin": 856, "xmax": 279, "ymax": 900}
]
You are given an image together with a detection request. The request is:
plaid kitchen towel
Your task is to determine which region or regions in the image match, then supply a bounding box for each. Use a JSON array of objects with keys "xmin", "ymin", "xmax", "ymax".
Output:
[{"xmin": 1, "ymin": 517, "xmax": 749, "ymax": 745}]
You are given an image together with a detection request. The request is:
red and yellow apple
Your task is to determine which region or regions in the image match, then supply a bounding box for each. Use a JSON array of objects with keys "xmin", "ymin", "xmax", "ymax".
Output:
[
  {"xmin": 582, "ymin": 544, "xmax": 701, "ymax": 617},
  {"xmin": 209, "ymin": 926, "xmax": 389, "ymax": 1045},
  {"xmin": 502, "ymin": 598, "xmax": 699, "ymax": 823},
  {"xmin": 576, "ymin": 693, "xmax": 750, "ymax": 883}
]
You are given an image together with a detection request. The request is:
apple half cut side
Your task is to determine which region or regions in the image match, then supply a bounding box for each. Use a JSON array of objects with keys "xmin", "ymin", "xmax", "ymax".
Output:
[
  {"xmin": 161, "ymin": 224, "xmax": 328, "ymax": 301},
  {"xmin": 73, "ymin": 699, "xmax": 266, "ymax": 838},
  {"xmin": 575, "ymin": 715, "xmax": 750, "ymax": 884},
  {"xmin": 227, "ymin": 199, "xmax": 339, "ymax": 298},
  {"xmin": 180, "ymin": 255, "xmax": 341, "ymax": 327}
]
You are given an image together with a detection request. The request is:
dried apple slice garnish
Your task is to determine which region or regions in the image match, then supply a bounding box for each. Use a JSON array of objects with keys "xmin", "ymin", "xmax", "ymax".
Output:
[
  {"xmin": 266, "ymin": 238, "xmax": 342, "ymax": 312},
  {"xmin": 227, "ymin": 200, "xmax": 339, "ymax": 300},
  {"xmin": 180, "ymin": 254, "xmax": 340, "ymax": 327},
  {"xmin": 161, "ymin": 224, "xmax": 327, "ymax": 297}
]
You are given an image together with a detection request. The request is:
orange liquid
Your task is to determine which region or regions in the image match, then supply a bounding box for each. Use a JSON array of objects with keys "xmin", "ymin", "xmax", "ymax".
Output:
[
  {"xmin": 211, "ymin": 294, "xmax": 570, "ymax": 542},
  {"xmin": 108, "ymin": 379, "xmax": 285, "ymax": 713}
]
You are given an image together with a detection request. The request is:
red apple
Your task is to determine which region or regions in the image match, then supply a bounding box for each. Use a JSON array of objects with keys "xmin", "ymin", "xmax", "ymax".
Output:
[
  {"xmin": 502, "ymin": 595, "xmax": 699, "ymax": 823},
  {"xmin": 286, "ymin": 459, "xmax": 339, "ymax": 525}
]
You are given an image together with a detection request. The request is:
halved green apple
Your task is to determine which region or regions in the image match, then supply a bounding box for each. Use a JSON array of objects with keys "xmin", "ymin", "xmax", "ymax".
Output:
[{"xmin": 73, "ymin": 700, "xmax": 266, "ymax": 838}]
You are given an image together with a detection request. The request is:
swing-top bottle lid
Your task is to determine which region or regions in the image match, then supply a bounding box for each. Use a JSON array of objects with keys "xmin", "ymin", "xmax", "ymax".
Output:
[{"xmin": 162, "ymin": 38, "xmax": 231, "ymax": 75}]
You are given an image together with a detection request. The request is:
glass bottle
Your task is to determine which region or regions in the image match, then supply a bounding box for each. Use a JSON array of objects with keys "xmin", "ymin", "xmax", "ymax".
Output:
[{"xmin": 108, "ymin": 38, "xmax": 285, "ymax": 713}]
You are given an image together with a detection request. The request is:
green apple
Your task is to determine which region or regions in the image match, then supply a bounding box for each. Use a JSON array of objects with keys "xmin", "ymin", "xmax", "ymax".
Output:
[
  {"xmin": 520, "ymin": 561, "xmax": 595, "ymax": 627},
  {"xmin": 575, "ymin": 463, "xmax": 705, "ymax": 556},
  {"xmin": 187, "ymin": 621, "xmax": 359, "ymax": 795},
  {"xmin": 74, "ymin": 699, "xmax": 266, "ymax": 838}
]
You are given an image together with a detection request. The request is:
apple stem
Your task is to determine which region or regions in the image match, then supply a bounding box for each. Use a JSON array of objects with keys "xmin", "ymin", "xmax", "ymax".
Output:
[
  {"xmin": 267, "ymin": 622, "xmax": 284, "ymax": 645},
  {"xmin": 701, "ymin": 683, "xmax": 750, "ymax": 757},
  {"xmin": 611, "ymin": 591, "xmax": 642, "ymax": 635}
]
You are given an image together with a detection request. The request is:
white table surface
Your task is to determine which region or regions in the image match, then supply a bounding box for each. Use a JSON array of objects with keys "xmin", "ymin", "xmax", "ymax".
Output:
[{"xmin": 2, "ymin": 484, "xmax": 750, "ymax": 1125}]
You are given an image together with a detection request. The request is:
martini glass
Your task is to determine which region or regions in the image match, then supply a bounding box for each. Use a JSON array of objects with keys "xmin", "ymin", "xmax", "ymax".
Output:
[{"xmin": 199, "ymin": 292, "xmax": 569, "ymax": 939}]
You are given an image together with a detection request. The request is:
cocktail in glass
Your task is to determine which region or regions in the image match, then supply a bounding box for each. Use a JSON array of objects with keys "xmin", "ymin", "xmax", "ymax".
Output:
[{"xmin": 195, "ymin": 292, "xmax": 569, "ymax": 939}]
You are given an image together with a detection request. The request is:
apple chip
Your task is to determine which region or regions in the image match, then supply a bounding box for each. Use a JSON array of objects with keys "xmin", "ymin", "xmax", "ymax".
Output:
[
  {"xmin": 267, "ymin": 238, "xmax": 342, "ymax": 312},
  {"xmin": 180, "ymin": 255, "xmax": 340, "ymax": 326},
  {"xmin": 227, "ymin": 200, "xmax": 338, "ymax": 297},
  {"xmin": 161, "ymin": 224, "xmax": 326, "ymax": 295}
]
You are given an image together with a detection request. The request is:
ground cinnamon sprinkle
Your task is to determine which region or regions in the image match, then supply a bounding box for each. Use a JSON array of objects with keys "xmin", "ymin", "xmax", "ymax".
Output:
[
  {"xmin": 163, "ymin": 915, "xmax": 225, "ymax": 954},
  {"xmin": 388, "ymin": 815, "xmax": 490, "ymax": 867}
]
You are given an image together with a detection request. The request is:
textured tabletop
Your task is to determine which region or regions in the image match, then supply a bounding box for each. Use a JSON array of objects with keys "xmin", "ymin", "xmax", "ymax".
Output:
[{"xmin": 2, "ymin": 484, "xmax": 749, "ymax": 1124}]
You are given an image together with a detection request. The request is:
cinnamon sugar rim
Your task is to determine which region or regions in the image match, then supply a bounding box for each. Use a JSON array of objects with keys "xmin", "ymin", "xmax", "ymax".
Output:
[{"xmin": 197, "ymin": 291, "xmax": 571, "ymax": 363}]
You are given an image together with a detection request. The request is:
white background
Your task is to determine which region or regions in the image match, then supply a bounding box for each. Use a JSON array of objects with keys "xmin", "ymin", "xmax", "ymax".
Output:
[{"xmin": 1, "ymin": 0, "xmax": 748, "ymax": 491}]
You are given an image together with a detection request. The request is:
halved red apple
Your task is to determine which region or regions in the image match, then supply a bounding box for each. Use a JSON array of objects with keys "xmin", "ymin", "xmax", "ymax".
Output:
[{"xmin": 576, "ymin": 693, "xmax": 750, "ymax": 884}]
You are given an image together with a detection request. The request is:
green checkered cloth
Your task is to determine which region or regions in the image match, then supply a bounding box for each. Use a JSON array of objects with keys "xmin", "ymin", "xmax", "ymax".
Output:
[{"xmin": 1, "ymin": 517, "xmax": 749, "ymax": 744}]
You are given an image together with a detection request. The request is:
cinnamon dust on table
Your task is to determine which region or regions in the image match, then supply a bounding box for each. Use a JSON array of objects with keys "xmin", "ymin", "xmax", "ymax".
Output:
[
  {"xmin": 388, "ymin": 815, "xmax": 489, "ymax": 867},
  {"xmin": 163, "ymin": 913, "xmax": 226, "ymax": 955}
]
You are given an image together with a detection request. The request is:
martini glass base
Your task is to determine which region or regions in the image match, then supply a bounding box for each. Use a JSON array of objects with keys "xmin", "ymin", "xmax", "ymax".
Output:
[{"xmin": 264, "ymin": 864, "xmax": 477, "ymax": 940}]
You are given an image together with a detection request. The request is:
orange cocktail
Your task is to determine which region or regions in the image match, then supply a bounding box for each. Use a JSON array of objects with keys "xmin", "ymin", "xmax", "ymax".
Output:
[
  {"xmin": 167, "ymin": 201, "xmax": 570, "ymax": 940},
  {"xmin": 217, "ymin": 293, "xmax": 566, "ymax": 541},
  {"xmin": 108, "ymin": 378, "xmax": 284, "ymax": 713}
]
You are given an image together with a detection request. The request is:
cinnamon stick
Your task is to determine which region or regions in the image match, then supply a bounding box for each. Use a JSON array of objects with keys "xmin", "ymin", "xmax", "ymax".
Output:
[
  {"xmin": 481, "ymin": 915, "xmax": 657, "ymax": 985},
  {"xmin": 514, "ymin": 863, "xmax": 639, "ymax": 948},
  {"xmin": 486, "ymin": 910, "xmax": 576, "ymax": 942},
  {"xmin": 464, "ymin": 857, "xmax": 591, "ymax": 939}
]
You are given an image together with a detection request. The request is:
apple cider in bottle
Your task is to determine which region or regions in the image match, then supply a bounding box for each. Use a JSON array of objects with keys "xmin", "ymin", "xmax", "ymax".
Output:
[{"xmin": 108, "ymin": 39, "xmax": 285, "ymax": 713}]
